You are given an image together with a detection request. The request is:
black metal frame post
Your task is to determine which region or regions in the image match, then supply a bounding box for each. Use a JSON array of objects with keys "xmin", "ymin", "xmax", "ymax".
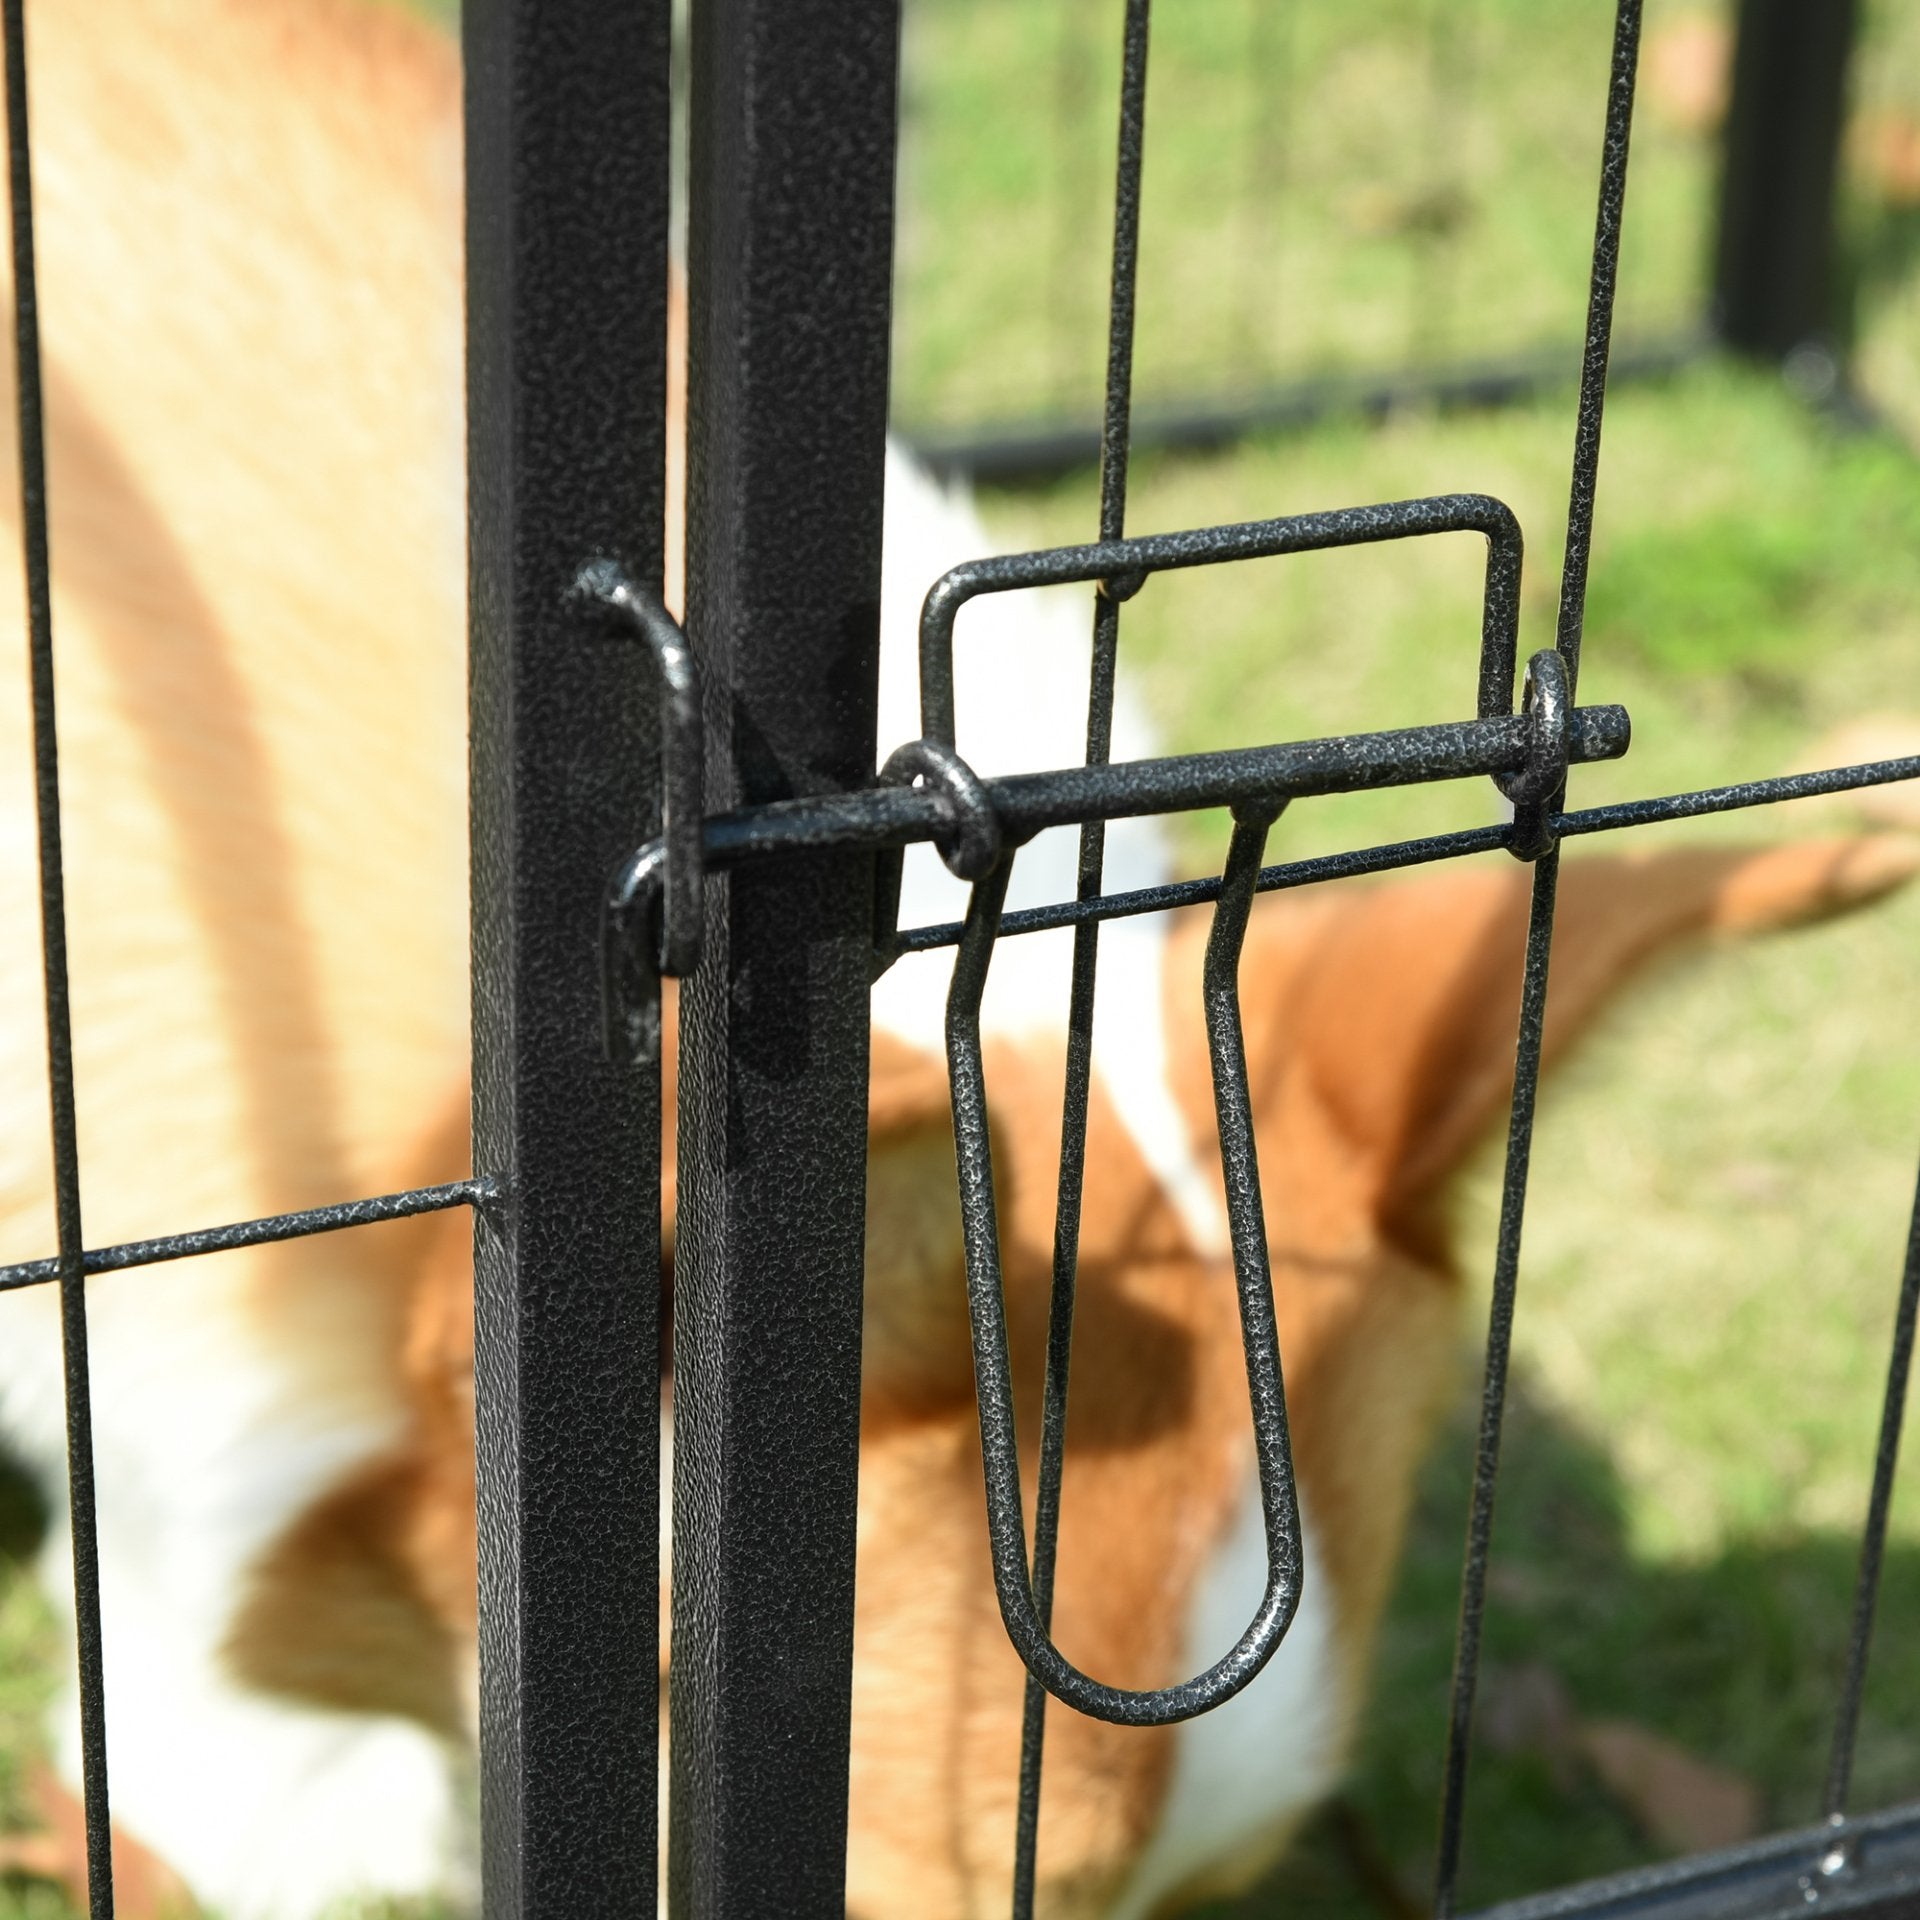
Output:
[
  {"xmin": 465, "ymin": 0, "xmax": 674, "ymax": 1912},
  {"xmin": 1712, "ymin": 0, "xmax": 1860, "ymax": 368},
  {"xmin": 666, "ymin": 0, "xmax": 901, "ymax": 1913}
]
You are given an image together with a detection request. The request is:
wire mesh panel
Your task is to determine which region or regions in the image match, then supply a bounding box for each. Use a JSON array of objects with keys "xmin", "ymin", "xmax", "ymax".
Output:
[
  {"xmin": 0, "ymin": 0, "xmax": 677, "ymax": 1912},
  {"xmin": 2, "ymin": 0, "xmax": 1919, "ymax": 1914},
  {"xmin": 611, "ymin": 0, "xmax": 1920, "ymax": 1914}
]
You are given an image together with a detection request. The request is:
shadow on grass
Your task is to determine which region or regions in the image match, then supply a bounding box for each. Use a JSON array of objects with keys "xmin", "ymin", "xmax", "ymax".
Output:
[{"xmin": 1205, "ymin": 1366, "xmax": 1920, "ymax": 1920}]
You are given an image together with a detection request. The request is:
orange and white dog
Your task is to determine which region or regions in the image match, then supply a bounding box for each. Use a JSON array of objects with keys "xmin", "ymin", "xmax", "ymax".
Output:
[{"xmin": 0, "ymin": 1, "xmax": 1911, "ymax": 1917}]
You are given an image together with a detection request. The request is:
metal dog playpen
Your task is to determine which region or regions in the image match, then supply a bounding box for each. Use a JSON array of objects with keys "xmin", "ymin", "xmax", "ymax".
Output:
[{"xmin": 4, "ymin": 0, "xmax": 1920, "ymax": 1915}]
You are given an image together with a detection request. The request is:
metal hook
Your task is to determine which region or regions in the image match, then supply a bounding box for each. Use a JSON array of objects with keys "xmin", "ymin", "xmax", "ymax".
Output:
[
  {"xmin": 943, "ymin": 802, "xmax": 1305, "ymax": 1727},
  {"xmin": 576, "ymin": 561, "xmax": 705, "ymax": 1062}
]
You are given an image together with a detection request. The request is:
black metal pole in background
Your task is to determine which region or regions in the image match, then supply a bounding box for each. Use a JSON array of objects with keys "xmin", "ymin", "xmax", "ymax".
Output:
[
  {"xmin": 465, "ymin": 0, "xmax": 673, "ymax": 1911},
  {"xmin": 668, "ymin": 0, "xmax": 901, "ymax": 1911},
  {"xmin": 1712, "ymin": 0, "xmax": 1858, "ymax": 371}
]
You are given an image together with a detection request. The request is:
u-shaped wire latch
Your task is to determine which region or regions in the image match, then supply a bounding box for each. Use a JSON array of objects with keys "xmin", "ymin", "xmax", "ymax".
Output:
[{"xmin": 944, "ymin": 798, "xmax": 1305, "ymax": 1727}]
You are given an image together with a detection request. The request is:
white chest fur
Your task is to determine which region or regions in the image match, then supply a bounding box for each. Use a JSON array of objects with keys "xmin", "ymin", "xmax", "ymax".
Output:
[{"xmin": 1112, "ymin": 1490, "xmax": 1343, "ymax": 1920}]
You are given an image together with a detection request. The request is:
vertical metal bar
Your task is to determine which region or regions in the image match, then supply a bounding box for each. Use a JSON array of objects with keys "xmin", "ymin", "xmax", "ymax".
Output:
[
  {"xmin": 1430, "ymin": 853, "xmax": 1561, "ymax": 1920},
  {"xmin": 1712, "ymin": 0, "xmax": 1859, "ymax": 369},
  {"xmin": 1824, "ymin": 1161, "xmax": 1920, "ymax": 1822},
  {"xmin": 1554, "ymin": 0, "xmax": 1643, "ymax": 700},
  {"xmin": 668, "ymin": 0, "xmax": 899, "ymax": 1910},
  {"xmin": 1433, "ymin": 9, "xmax": 1641, "ymax": 1907},
  {"xmin": 1012, "ymin": 6, "xmax": 1149, "ymax": 1911},
  {"xmin": 464, "ymin": 0, "xmax": 673, "ymax": 1910},
  {"xmin": 1, "ymin": 5, "xmax": 113, "ymax": 1912}
]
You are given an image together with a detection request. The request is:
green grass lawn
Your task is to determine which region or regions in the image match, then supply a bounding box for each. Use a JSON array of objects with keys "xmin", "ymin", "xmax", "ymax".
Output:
[{"xmin": 9, "ymin": 1, "xmax": 1920, "ymax": 1916}]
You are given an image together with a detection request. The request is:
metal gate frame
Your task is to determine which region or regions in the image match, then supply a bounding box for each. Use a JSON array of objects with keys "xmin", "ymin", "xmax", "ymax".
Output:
[{"xmin": 2, "ymin": 0, "xmax": 1919, "ymax": 1916}]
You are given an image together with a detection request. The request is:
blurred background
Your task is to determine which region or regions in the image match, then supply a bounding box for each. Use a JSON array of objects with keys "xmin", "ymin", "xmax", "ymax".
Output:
[{"xmin": 888, "ymin": 0, "xmax": 1920, "ymax": 1912}]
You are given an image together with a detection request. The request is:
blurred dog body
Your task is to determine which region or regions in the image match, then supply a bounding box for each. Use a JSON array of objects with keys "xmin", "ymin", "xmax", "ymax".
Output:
[{"xmin": 0, "ymin": 3, "xmax": 1914, "ymax": 1918}]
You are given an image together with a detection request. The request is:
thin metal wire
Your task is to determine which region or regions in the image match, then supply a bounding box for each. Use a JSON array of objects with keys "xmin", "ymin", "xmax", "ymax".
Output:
[
  {"xmin": 1432, "ymin": 4, "xmax": 1640, "ymax": 1906},
  {"xmin": 1013, "ymin": 2, "xmax": 1150, "ymax": 1904},
  {"xmin": 1431, "ymin": 850, "xmax": 1561, "ymax": 1919},
  {"xmin": 0, "ymin": 1180, "xmax": 490, "ymax": 1295},
  {"xmin": 1554, "ymin": 0, "xmax": 1644, "ymax": 699},
  {"xmin": 1, "ymin": 0, "xmax": 113, "ymax": 1906},
  {"xmin": 885, "ymin": 750, "xmax": 1920, "ymax": 954},
  {"xmin": 946, "ymin": 822, "xmax": 1303, "ymax": 1733},
  {"xmin": 1824, "ymin": 1157, "xmax": 1920, "ymax": 1824}
]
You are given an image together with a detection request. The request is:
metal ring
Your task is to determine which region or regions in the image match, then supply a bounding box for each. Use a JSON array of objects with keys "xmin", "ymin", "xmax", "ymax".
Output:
[
  {"xmin": 1499, "ymin": 647, "xmax": 1570, "ymax": 862},
  {"xmin": 1496, "ymin": 646, "xmax": 1570, "ymax": 810},
  {"xmin": 881, "ymin": 738, "xmax": 1003, "ymax": 881}
]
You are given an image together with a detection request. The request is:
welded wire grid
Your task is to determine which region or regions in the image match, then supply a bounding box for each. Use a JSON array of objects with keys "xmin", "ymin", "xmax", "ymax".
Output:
[
  {"xmin": 6, "ymin": 0, "xmax": 1920, "ymax": 1910},
  {"xmin": 0, "ymin": 12, "xmax": 486, "ymax": 1918},
  {"xmin": 880, "ymin": 0, "xmax": 1920, "ymax": 1908}
]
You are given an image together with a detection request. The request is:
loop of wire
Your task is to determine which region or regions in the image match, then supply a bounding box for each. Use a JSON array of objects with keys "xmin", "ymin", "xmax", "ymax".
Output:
[
  {"xmin": 1499, "ymin": 647, "xmax": 1571, "ymax": 862},
  {"xmin": 881, "ymin": 737, "xmax": 1004, "ymax": 880},
  {"xmin": 941, "ymin": 806, "xmax": 1305, "ymax": 1727}
]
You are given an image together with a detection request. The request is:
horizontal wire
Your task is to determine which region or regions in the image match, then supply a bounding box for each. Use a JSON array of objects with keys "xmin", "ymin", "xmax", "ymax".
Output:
[
  {"xmin": 893, "ymin": 753, "xmax": 1920, "ymax": 954},
  {"xmin": 11, "ymin": 760, "xmax": 1914, "ymax": 1294},
  {"xmin": 0, "ymin": 1176, "xmax": 492, "ymax": 1294}
]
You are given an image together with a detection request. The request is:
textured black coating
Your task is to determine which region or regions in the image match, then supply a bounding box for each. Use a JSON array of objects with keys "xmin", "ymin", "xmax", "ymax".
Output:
[
  {"xmin": 942, "ymin": 811, "xmax": 1303, "ymax": 1729},
  {"xmin": 1552, "ymin": 0, "xmax": 1641, "ymax": 698},
  {"xmin": 884, "ymin": 750, "xmax": 1920, "ymax": 954},
  {"xmin": 1014, "ymin": 5, "xmax": 1151, "ymax": 1898},
  {"xmin": 2, "ymin": 0, "xmax": 113, "ymax": 1906},
  {"xmin": 915, "ymin": 493, "xmax": 1526, "ymax": 748},
  {"xmin": 0, "ymin": 1181, "xmax": 489, "ymax": 1294},
  {"xmin": 1462, "ymin": 1801, "xmax": 1920, "ymax": 1920},
  {"xmin": 666, "ymin": 0, "xmax": 899, "ymax": 1909},
  {"xmin": 1713, "ymin": 0, "xmax": 1858, "ymax": 363},
  {"xmin": 464, "ymin": 0, "xmax": 672, "ymax": 1910},
  {"xmin": 581, "ymin": 566, "xmax": 705, "ymax": 979},
  {"xmin": 676, "ymin": 705, "xmax": 1629, "ymax": 866},
  {"xmin": 1825, "ymin": 1159, "xmax": 1920, "ymax": 1821},
  {"xmin": 1436, "ymin": 6, "xmax": 1638, "ymax": 1903},
  {"xmin": 1433, "ymin": 853, "xmax": 1562, "ymax": 1917}
]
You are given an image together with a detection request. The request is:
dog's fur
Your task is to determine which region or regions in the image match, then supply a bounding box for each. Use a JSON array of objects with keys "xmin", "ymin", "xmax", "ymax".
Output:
[{"xmin": 0, "ymin": 1, "xmax": 1912, "ymax": 1916}]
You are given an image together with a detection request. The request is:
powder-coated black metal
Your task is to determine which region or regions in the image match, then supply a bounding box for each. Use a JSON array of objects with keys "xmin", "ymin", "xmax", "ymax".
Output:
[
  {"xmin": 1824, "ymin": 1160, "xmax": 1920, "ymax": 1822},
  {"xmin": 1, "ymin": 0, "xmax": 113, "ymax": 1908},
  {"xmin": 916, "ymin": 494, "xmax": 1527, "ymax": 745},
  {"xmin": 1713, "ymin": 0, "xmax": 1858, "ymax": 366},
  {"xmin": 1015, "ymin": 7, "xmax": 1151, "ymax": 1896},
  {"xmin": 607, "ymin": 694, "xmax": 1630, "ymax": 1035},
  {"xmin": 464, "ymin": 0, "xmax": 673, "ymax": 1911},
  {"xmin": 1551, "ymin": 0, "xmax": 1642, "ymax": 701},
  {"xmin": 3, "ymin": 0, "xmax": 1915, "ymax": 1905},
  {"xmin": 666, "ymin": 0, "xmax": 899, "ymax": 1909},
  {"xmin": 0, "ymin": 1180, "xmax": 490, "ymax": 1294},
  {"xmin": 1433, "ymin": 852, "xmax": 1563, "ymax": 1919},
  {"xmin": 581, "ymin": 568, "xmax": 704, "ymax": 974},
  {"xmin": 885, "ymin": 748, "xmax": 1920, "ymax": 953},
  {"xmin": 1464, "ymin": 1801, "xmax": 1920, "ymax": 1920},
  {"xmin": 1433, "ymin": 3, "xmax": 1641, "ymax": 1904},
  {"xmin": 942, "ymin": 806, "xmax": 1304, "ymax": 1729}
]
